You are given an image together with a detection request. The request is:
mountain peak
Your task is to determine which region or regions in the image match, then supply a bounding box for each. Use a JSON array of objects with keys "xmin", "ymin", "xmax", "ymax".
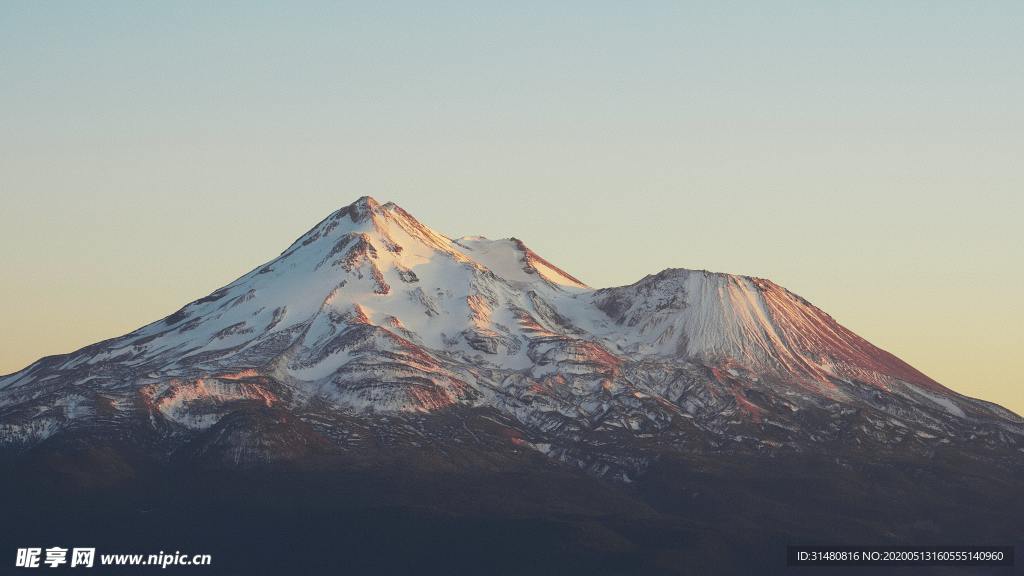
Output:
[
  {"xmin": 352, "ymin": 195, "xmax": 380, "ymax": 207},
  {"xmin": 454, "ymin": 236, "xmax": 588, "ymax": 289},
  {"xmin": 341, "ymin": 195, "xmax": 384, "ymax": 223},
  {"xmin": 2, "ymin": 197, "xmax": 1017, "ymax": 470}
]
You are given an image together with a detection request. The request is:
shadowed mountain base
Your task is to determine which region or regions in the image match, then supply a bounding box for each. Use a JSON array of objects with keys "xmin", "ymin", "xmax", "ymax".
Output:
[{"xmin": 2, "ymin": 428, "xmax": 1019, "ymax": 576}]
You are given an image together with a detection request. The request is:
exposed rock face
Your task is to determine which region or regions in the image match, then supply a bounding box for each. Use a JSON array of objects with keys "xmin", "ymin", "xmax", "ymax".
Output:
[{"xmin": 1, "ymin": 195, "xmax": 1020, "ymax": 479}]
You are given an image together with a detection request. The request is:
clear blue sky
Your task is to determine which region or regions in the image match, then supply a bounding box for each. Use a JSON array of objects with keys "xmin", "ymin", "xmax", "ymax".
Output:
[{"xmin": 2, "ymin": 1, "xmax": 1022, "ymax": 413}]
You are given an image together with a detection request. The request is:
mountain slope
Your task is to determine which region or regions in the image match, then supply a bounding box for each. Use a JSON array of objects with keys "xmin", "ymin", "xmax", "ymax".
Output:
[{"xmin": 2, "ymin": 196, "xmax": 1018, "ymax": 467}]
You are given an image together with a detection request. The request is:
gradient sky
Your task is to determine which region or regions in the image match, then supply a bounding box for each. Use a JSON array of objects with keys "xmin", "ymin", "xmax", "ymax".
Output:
[{"xmin": 2, "ymin": 2, "xmax": 1022, "ymax": 415}]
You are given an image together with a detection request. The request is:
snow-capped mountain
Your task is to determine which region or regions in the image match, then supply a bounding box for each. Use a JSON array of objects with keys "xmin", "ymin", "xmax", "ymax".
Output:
[{"xmin": 1, "ymin": 196, "xmax": 1020, "ymax": 473}]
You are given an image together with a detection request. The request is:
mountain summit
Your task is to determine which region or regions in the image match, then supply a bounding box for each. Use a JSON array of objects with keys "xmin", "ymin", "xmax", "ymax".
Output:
[{"xmin": 1, "ymin": 196, "xmax": 1020, "ymax": 468}]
